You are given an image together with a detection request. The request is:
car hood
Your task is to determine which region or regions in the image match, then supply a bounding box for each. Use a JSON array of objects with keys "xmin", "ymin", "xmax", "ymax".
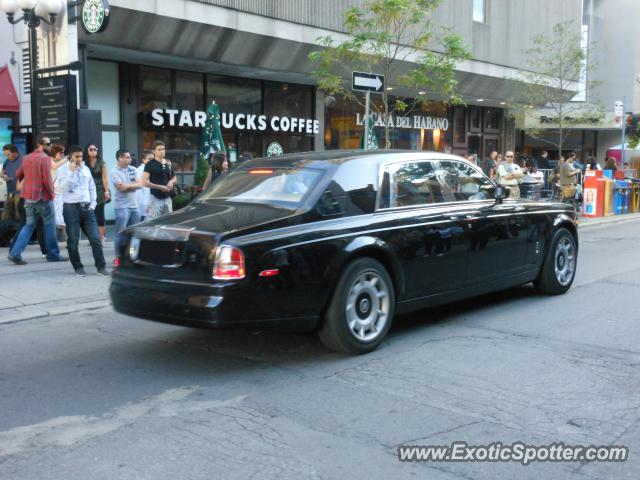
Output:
[{"xmin": 138, "ymin": 201, "xmax": 303, "ymax": 238}]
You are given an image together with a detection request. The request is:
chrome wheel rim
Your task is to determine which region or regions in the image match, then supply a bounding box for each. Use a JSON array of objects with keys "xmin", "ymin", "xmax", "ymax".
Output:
[
  {"xmin": 554, "ymin": 237, "xmax": 576, "ymax": 286},
  {"xmin": 345, "ymin": 271, "xmax": 390, "ymax": 342}
]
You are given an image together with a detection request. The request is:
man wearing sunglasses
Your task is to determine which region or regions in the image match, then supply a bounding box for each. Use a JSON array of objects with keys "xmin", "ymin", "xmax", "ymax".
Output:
[
  {"xmin": 495, "ymin": 151, "xmax": 524, "ymax": 199},
  {"xmin": 7, "ymin": 136, "xmax": 66, "ymax": 265}
]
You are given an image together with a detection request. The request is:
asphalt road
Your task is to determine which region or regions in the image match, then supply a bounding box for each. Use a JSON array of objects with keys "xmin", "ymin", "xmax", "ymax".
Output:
[{"xmin": 1, "ymin": 221, "xmax": 639, "ymax": 479}]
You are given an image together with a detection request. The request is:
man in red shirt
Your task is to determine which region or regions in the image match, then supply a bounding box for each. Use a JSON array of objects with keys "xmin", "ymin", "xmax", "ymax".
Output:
[{"xmin": 7, "ymin": 136, "xmax": 66, "ymax": 265}]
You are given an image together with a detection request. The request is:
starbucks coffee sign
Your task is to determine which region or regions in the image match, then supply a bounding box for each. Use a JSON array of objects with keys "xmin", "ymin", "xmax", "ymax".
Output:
[
  {"xmin": 81, "ymin": 0, "xmax": 110, "ymax": 34},
  {"xmin": 148, "ymin": 108, "xmax": 320, "ymax": 134}
]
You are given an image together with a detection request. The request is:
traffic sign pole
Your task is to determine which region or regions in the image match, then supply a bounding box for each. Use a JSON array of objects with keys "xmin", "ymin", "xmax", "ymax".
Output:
[
  {"xmin": 364, "ymin": 91, "xmax": 370, "ymax": 150},
  {"xmin": 352, "ymin": 71, "xmax": 384, "ymax": 150},
  {"xmin": 622, "ymin": 96, "xmax": 626, "ymax": 169}
]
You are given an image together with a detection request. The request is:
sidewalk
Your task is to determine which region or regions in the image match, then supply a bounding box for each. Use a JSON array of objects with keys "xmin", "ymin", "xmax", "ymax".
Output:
[
  {"xmin": 0, "ymin": 239, "xmax": 116, "ymax": 325},
  {"xmin": 578, "ymin": 212, "xmax": 640, "ymax": 229}
]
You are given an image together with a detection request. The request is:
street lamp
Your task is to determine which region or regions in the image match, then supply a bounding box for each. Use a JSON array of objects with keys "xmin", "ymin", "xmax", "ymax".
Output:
[{"xmin": 0, "ymin": 0, "xmax": 65, "ymax": 139}]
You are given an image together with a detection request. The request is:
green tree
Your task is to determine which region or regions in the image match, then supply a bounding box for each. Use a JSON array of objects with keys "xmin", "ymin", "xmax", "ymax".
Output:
[
  {"xmin": 517, "ymin": 21, "xmax": 602, "ymax": 159},
  {"xmin": 309, "ymin": 0, "xmax": 470, "ymax": 148}
]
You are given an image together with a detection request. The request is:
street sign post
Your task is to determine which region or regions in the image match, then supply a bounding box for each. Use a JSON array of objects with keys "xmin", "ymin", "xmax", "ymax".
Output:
[
  {"xmin": 352, "ymin": 72, "xmax": 385, "ymax": 149},
  {"xmin": 615, "ymin": 99, "xmax": 625, "ymax": 167}
]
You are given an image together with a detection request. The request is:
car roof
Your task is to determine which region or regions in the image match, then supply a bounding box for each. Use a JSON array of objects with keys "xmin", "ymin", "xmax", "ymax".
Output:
[{"xmin": 239, "ymin": 150, "xmax": 469, "ymax": 170}]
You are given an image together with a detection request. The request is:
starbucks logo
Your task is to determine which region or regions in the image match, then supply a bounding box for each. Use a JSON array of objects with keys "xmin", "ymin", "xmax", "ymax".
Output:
[
  {"xmin": 266, "ymin": 142, "xmax": 284, "ymax": 157},
  {"xmin": 82, "ymin": 0, "xmax": 110, "ymax": 35}
]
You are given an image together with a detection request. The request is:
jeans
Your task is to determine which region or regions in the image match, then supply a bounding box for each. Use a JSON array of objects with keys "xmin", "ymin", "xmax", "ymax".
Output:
[
  {"xmin": 114, "ymin": 207, "xmax": 140, "ymax": 256},
  {"xmin": 63, "ymin": 203, "xmax": 106, "ymax": 271},
  {"xmin": 9, "ymin": 201, "xmax": 61, "ymax": 260}
]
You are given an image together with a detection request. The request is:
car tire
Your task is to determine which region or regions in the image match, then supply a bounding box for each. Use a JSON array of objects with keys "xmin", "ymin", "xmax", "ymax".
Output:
[
  {"xmin": 319, "ymin": 258, "xmax": 395, "ymax": 354},
  {"xmin": 534, "ymin": 227, "xmax": 577, "ymax": 295},
  {"xmin": 0, "ymin": 219, "xmax": 19, "ymax": 247}
]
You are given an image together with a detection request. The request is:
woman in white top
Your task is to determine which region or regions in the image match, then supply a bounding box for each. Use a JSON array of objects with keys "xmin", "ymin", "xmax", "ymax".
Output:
[{"xmin": 50, "ymin": 145, "xmax": 69, "ymax": 231}]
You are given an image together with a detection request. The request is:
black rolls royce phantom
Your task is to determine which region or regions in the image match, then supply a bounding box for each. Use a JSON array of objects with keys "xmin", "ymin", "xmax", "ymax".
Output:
[{"xmin": 110, "ymin": 150, "xmax": 578, "ymax": 354}]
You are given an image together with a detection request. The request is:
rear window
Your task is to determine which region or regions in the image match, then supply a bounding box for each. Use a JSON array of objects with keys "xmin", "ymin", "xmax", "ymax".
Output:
[{"xmin": 198, "ymin": 167, "xmax": 324, "ymax": 207}]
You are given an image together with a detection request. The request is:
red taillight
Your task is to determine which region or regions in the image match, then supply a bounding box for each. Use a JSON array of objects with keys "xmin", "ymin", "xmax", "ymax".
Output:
[
  {"xmin": 249, "ymin": 169, "xmax": 274, "ymax": 174},
  {"xmin": 114, "ymin": 257, "xmax": 120, "ymax": 268},
  {"xmin": 212, "ymin": 245, "xmax": 246, "ymax": 280}
]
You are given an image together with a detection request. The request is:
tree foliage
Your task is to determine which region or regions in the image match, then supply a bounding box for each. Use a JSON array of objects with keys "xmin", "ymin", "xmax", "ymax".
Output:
[
  {"xmin": 309, "ymin": 0, "xmax": 470, "ymax": 148},
  {"xmin": 518, "ymin": 21, "xmax": 602, "ymax": 158}
]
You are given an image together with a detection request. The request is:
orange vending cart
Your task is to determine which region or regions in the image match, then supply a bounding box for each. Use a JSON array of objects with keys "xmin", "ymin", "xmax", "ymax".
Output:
[{"xmin": 583, "ymin": 170, "xmax": 605, "ymax": 217}]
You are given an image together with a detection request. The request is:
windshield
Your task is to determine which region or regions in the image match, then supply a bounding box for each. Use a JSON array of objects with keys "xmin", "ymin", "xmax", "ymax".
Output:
[{"xmin": 198, "ymin": 166, "xmax": 324, "ymax": 207}]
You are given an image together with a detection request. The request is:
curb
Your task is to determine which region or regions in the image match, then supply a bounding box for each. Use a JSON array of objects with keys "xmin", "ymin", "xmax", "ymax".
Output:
[{"xmin": 578, "ymin": 214, "xmax": 640, "ymax": 229}]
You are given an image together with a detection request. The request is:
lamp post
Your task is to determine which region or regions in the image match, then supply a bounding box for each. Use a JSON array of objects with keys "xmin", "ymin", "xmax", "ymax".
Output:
[{"xmin": 0, "ymin": 0, "xmax": 65, "ymax": 140}]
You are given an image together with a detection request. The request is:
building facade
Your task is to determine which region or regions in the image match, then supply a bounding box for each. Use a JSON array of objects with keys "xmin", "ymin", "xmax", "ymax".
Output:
[
  {"xmin": 515, "ymin": 0, "xmax": 640, "ymax": 163},
  {"xmin": 0, "ymin": 0, "xmax": 582, "ymax": 218}
]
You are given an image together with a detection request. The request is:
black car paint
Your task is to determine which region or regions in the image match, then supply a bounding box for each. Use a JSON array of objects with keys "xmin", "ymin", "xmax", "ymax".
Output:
[{"xmin": 110, "ymin": 150, "xmax": 577, "ymax": 330}]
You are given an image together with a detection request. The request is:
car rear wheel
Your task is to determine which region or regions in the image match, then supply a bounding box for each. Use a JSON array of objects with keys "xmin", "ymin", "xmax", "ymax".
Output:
[
  {"xmin": 534, "ymin": 227, "xmax": 577, "ymax": 295},
  {"xmin": 319, "ymin": 258, "xmax": 395, "ymax": 354}
]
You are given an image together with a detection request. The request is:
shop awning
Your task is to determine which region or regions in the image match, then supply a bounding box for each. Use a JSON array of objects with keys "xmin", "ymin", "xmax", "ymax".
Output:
[{"xmin": 0, "ymin": 66, "xmax": 20, "ymax": 112}]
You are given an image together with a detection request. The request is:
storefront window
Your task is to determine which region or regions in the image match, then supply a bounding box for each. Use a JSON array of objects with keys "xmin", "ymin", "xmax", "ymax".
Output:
[
  {"xmin": 325, "ymin": 94, "xmax": 452, "ymax": 152},
  {"xmin": 483, "ymin": 108, "xmax": 501, "ymax": 132},
  {"xmin": 142, "ymin": 131, "xmax": 200, "ymax": 174},
  {"xmin": 207, "ymin": 75, "xmax": 261, "ymax": 115},
  {"xmin": 264, "ymin": 82, "xmax": 313, "ymax": 119},
  {"xmin": 139, "ymin": 66, "xmax": 171, "ymax": 110},
  {"xmin": 453, "ymin": 108, "xmax": 466, "ymax": 145},
  {"xmin": 469, "ymin": 107, "xmax": 482, "ymax": 131},
  {"xmin": 176, "ymin": 71, "xmax": 204, "ymax": 111},
  {"xmin": 139, "ymin": 66, "xmax": 316, "ymax": 167}
]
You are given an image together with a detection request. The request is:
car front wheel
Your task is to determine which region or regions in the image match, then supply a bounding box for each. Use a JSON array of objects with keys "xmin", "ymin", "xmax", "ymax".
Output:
[
  {"xmin": 534, "ymin": 227, "xmax": 577, "ymax": 295},
  {"xmin": 319, "ymin": 258, "xmax": 395, "ymax": 354}
]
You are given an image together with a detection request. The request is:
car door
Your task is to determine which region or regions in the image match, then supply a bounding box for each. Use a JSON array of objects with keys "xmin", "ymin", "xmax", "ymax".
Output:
[
  {"xmin": 438, "ymin": 159, "xmax": 529, "ymax": 282},
  {"xmin": 376, "ymin": 160, "xmax": 469, "ymax": 299}
]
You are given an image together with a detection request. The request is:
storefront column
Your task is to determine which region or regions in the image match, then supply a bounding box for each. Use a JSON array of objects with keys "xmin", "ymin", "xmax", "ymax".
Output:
[{"xmin": 315, "ymin": 91, "xmax": 325, "ymax": 151}]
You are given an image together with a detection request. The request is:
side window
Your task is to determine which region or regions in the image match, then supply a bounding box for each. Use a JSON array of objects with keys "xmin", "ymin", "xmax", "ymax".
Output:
[
  {"xmin": 437, "ymin": 160, "xmax": 493, "ymax": 201},
  {"xmin": 332, "ymin": 162, "xmax": 378, "ymax": 213},
  {"xmin": 385, "ymin": 161, "xmax": 443, "ymax": 207}
]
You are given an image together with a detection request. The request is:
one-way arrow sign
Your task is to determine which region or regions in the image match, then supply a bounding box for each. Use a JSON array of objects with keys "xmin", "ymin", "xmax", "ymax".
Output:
[{"xmin": 352, "ymin": 71, "xmax": 385, "ymax": 93}]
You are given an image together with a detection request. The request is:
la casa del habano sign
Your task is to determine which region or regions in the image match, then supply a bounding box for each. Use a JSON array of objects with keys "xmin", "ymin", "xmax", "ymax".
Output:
[{"xmin": 149, "ymin": 108, "xmax": 449, "ymax": 133}]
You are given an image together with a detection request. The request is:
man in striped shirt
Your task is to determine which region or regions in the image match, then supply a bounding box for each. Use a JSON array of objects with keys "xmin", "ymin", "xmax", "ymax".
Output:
[{"xmin": 7, "ymin": 136, "xmax": 66, "ymax": 265}]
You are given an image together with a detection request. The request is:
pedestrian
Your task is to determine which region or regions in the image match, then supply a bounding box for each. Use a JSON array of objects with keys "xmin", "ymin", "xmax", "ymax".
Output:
[
  {"xmin": 605, "ymin": 157, "xmax": 617, "ymax": 172},
  {"xmin": 84, "ymin": 143, "xmax": 111, "ymax": 243},
  {"xmin": 538, "ymin": 150, "xmax": 549, "ymax": 169},
  {"xmin": 496, "ymin": 150, "xmax": 523, "ymax": 199},
  {"xmin": 56, "ymin": 145, "xmax": 109, "ymax": 277},
  {"xmin": 573, "ymin": 154, "xmax": 585, "ymax": 173},
  {"xmin": 523, "ymin": 159, "xmax": 544, "ymax": 181},
  {"xmin": 110, "ymin": 149, "xmax": 141, "ymax": 258},
  {"xmin": 482, "ymin": 150, "xmax": 497, "ymax": 179},
  {"xmin": 7, "ymin": 135, "xmax": 66, "ymax": 265},
  {"xmin": 50, "ymin": 144, "xmax": 69, "ymax": 240},
  {"xmin": 559, "ymin": 153, "xmax": 581, "ymax": 186},
  {"xmin": 135, "ymin": 149, "xmax": 153, "ymax": 221},
  {"xmin": 143, "ymin": 140, "xmax": 177, "ymax": 219},
  {"xmin": 1, "ymin": 144, "xmax": 22, "ymax": 222},
  {"xmin": 202, "ymin": 151, "xmax": 229, "ymax": 190},
  {"xmin": 586, "ymin": 156, "xmax": 601, "ymax": 171}
]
